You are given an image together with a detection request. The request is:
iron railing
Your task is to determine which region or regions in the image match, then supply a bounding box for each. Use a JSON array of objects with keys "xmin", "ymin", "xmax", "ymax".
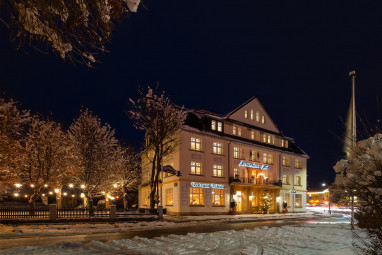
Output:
[{"xmin": 0, "ymin": 206, "xmax": 50, "ymax": 218}]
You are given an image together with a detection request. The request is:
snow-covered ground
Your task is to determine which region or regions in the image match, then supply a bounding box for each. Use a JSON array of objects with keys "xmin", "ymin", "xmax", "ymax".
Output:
[{"xmin": 2, "ymin": 223, "xmax": 356, "ymax": 255}]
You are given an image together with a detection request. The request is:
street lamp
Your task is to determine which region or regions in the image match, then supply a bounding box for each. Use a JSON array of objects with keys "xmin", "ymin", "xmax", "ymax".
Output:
[{"xmin": 322, "ymin": 183, "xmax": 326, "ymax": 187}]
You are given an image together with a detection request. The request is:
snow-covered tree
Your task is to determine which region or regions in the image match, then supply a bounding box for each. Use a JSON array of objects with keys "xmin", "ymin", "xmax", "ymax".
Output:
[
  {"xmin": 333, "ymin": 133, "xmax": 382, "ymax": 254},
  {"xmin": 0, "ymin": 0, "xmax": 141, "ymax": 67},
  {"xmin": 259, "ymin": 192, "xmax": 272, "ymax": 214},
  {"xmin": 109, "ymin": 144, "xmax": 141, "ymax": 209},
  {"xmin": 68, "ymin": 108, "xmax": 118, "ymax": 215},
  {"xmin": 128, "ymin": 86, "xmax": 186, "ymax": 209},
  {"xmin": 15, "ymin": 117, "xmax": 69, "ymax": 213},
  {"xmin": 0, "ymin": 98, "xmax": 30, "ymax": 188}
]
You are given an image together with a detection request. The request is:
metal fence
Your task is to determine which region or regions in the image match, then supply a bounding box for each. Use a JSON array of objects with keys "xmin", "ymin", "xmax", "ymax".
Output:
[
  {"xmin": 57, "ymin": 207, "xmax": 110, "ymax": 218},
  {"xmin": 0, "ymin": 206, "xmax": 50, "ymax": 218}
]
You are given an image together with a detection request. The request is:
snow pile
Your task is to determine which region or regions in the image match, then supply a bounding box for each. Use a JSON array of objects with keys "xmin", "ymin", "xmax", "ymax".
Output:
[{"xmin": 2, "ymin": 224, "xmax": 356, "ymax": 254}]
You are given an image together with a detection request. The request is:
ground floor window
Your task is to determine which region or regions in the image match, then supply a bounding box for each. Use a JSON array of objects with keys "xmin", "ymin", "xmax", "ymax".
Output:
[
  {"xmin": 295, "ymin": 194, "xmax": 302, "ymax": 208},
  {"xmin": 166, "ymin": 188, "xmax": 173, "ymax": 205},
  {"xmin": 212, "ymin": 189, "xmax": 224, "ymax": 206},
  {"xmin": 282, "ymin": 193, "xmax": 290, "ymax": 207},
  {"xmin": 190, "ymin": 187, "xmax": 204, "ymax": 205}
]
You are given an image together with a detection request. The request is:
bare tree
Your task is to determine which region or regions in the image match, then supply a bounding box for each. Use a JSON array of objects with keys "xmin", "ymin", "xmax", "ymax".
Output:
[
  {"xmin": 68, "ymin": 108, "xmax": 117, "ymax": 215},
  {"xmin": 110, "ymin": 144, "xmax": 141, "ymax": 209},
  {"xmin": 0, "ymin": 0, "xmax": 141, "ymax": 67},
  {"xmin": 15, "ymin": 116, "xmax": 68, "ymax": 213},
  {"xmin": 0, "ymin": 98, "xmax": 30, "ymax": 188},
  {"xmin": 128, "ymin": 86, "xmax": 186, "ymax": 208}
]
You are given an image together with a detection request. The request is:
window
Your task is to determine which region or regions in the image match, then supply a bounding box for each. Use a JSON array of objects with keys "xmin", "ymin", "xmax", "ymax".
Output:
[
  {"xmin": 211, "ymin": 120, "xmax": 216, "ymax": 130},
  {"xmin": 285, "ymin": 140, "xmax": 289, "ymax": 148},
  {"xmin": 212, "ymin": 189, "xmax": 225, "ymax": 206},
  {"xmin": 251, "ymin": 131, "xmax": 255, "ymax": 140},
  {"xmin": 295, "ymin": 159, "xmax": 301, "ymax": 169},
  {"xmin": 166, "ymin": 188, "xmax": 173, "ymax": 205},
  {"xmin": 282, "ymin": 174, "xmax": 289, "ymax": 185},
  {"xmin": 261, "ymin": 115, "xmax": 265, "ymax": 124},
  {"xmin": 217, "ymin": 121, "xmax": 222, "ymax": 132},
  {"xmin": 239, "ymin": 148, "xmax": 245, "ymax": 159},
  {"xmin": 213, "ymin": 142, "xmax": 223, "ymax": 155},
  {"xmin": 282, "ymin": 156, "xmax": 290, "ymax": 167},
  {"xmin": 238, "ymin": 128, "xmax": 242, "ymax": 136},
  {"xmin": 234, "ymin": 168, "xmax": 238, "ymax": 177},
  {"xmin": 295, "ymin": 176, "xmax": 301, "ymax": 186},
  {"xmin": 190, "ymin": 137, "xmax": 201, "ymax": 151},
  {"xmin": 191, "ymin": 162, "xmax": 202, "ymax": 175},
  {"xmin": 256, "ymin": 131, "xmax": 260, "ymax": 141},
  {"xmin": 190, "ymin": 187, "xmax": 204, "ymax": 205},
  {"xmin": 295, "ymin": 194, "xmax": 302, "ymax": 208},
  {"xmin": 256, "ymin": 111, "xmax": 260, "ymax": 122},
  {"xmin": 281, "ymin": 139, "xmax": 284, "ymax": 147},
  {"xmin": 213, "ymin": 164, "xmax": 223, "ymax": 177},
  {"xmin": 267, "ymin": 154, "xmax": 273, "ymax": 164},
  {"xmin": 272, "ymin": 136, "xmax": 275, "ymax": 145},
  {"xmin": 250, "ymin": 109, "xmax": 254, "ymax": 120},
  {"xmin": 283, "ymin": 193, "xmax": 290, "ymax": 207},
  {"xmin": 234, "ymin": 147, "xmax": 239, "ymax": 159},
  {"xmin": 263, "ymin": 153, "xmax": 267, "ymax": 163},
  {"xmin": 250, "ymin": 150, "xmax": 259, "ymax": 161},
  {"xmin": 233, "ymin": 126, "xmax": 237, "ymax": 135},
  {"xmin": 244, "ymin": 110, "xmax": 248, "ymax": 119},
  {"xmin": 267, "ymin": 135, "xmax": 271, "ymax": 144},
  {"xmin": 262, "ymin": 134, "xmax": 266, "ymax": 143}
]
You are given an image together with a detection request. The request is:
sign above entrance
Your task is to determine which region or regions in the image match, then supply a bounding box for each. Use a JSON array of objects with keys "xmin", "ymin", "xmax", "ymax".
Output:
[
  {"xmin": 290, "ymin": 190, "xmax": 297, "ymax": 194},
  {"xmin": 238, "ymin": 161, "xmax": 270, "ymax": 170},
  {"xmin": 191, "ymin": 182, "xmax": 225, "ymax": 189}
]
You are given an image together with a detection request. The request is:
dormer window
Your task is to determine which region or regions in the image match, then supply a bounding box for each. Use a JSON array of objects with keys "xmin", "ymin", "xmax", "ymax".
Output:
[
  {"xmin": 256, "ymin": 112, "xmax": 260, "ymax": 122},
  {"xmin": 261, "ymin": 115, "xmax": 265, "ymax": 124},
  {"xmin": 217, "ymin": 121, "xmax": 222, "ymax": 132},
  {"xmin": 250, "ymin": 109, "xmax": 254, "ymax": 120},
  {"xmin": 244, "ymin": 110, "xmax": 248, "ymax": 119},
  {"xmin": 211, "ymin": 120, "xmax": 216, "ymax": 130}
]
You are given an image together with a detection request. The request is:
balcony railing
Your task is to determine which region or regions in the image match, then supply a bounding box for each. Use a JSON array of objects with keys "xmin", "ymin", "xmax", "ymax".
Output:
[{"xmin": 229, "ymin": 177, "xmax": 282, "ymax": 187}]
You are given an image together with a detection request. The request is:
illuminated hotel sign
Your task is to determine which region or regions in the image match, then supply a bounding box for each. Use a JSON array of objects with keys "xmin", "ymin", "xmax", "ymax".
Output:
[
  {"xmin": 191, "ymin": 182, "xmax": 225, "ymax": 189},
  {"xmin": 238, "ymin": 161, "xmax": 270, "ymax": 170}
]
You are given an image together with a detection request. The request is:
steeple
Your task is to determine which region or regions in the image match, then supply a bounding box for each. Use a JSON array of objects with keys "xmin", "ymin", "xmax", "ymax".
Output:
[{"xmin": 344, "ymin": 70, "xmax": 357, "ymax": 158}]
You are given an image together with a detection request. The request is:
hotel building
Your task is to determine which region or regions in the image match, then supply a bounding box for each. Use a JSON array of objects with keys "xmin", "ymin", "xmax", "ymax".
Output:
[{"xmin": 139, "ymin": 97, "xmax": 309, "ymax": 215}]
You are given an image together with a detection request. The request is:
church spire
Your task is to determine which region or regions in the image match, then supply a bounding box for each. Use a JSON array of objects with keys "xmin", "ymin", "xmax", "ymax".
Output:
[{"xmin": 344, "ymin": 70, "xmax": 357, "ymax": 158}]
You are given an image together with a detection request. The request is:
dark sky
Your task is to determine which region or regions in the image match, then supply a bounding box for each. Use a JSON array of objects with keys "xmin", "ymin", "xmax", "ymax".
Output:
[{"xmin": 1, "ymin": 1, "xmax": 382, "ymax": 190}]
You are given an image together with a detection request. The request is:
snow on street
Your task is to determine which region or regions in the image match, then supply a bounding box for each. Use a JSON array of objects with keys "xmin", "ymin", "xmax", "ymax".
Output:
[{"xmin": 1, "ymin": 223, "xmax": 355, "ymax": 255}]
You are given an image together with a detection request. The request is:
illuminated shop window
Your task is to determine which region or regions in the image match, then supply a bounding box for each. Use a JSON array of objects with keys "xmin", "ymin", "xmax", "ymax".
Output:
[
  {"xmin": 212, "ymin": 189, "xmax": 225, "ymax": 206},
  {"xmin": 190, "ymin": 137, "xmax": 201, "ymax": 151},
  {"xmin": 295, "ymin": 194, "xmax": 302, "ymax": 208},
  {"xmin": 166, "ymin": 188, "xmax": 173, "ymax": 205},
  {"xmin": 191, "ymin": 162, "xmax": 202, "ymax": 175},
  {"xmin": 213, "ymin": 164, "xmax": 223, "ymax": 177},
  {"xmin": 190, "ymin": 187, "xmax": 204, "ymax": 205},
  {"xmin": 213, "ymin": 142, "xmax": 223, "ymax": 155}
]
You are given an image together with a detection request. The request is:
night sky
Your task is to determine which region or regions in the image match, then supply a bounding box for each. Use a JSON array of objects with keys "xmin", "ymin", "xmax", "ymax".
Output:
[{"xmin": 1, "ymin": 1, "xmax": 382, "ymax": 190}]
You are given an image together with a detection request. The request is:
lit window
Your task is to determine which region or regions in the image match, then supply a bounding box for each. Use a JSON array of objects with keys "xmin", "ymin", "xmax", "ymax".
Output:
[
  {"xmin": 285, "ymin": 140, "xmax": 289, "ymax": 148},
  {"xmin": 295, "ymin": 176, "xmax": 301, "ymax": 186},
  {"xmin": 250, "ymin": 109, "xmax": 254, "ymax": 120},
  {"xmin": 272, "ymin": 136, "xmax": 275, "ymax": 145},
  {"xmin": 282, "ymin": 174, "xmax": 289, "ymax": 184},
  {"xmin": 282, "ymin": 156, "xmax": 290, "ymax": 167},
  {"xmin": 267, "ymin": 154, "xmax": 273, "ymax": 164},
  {"xmin": 166, "ymin": 188, "xmax": 173, "ymax": 205},
  {"xmin": 234, "ymin": 168, "xmax": 238, "ymax": 177},
  {"xmin": 256, "ymin": 111, "xmax": 260, "ymax": 122},
  {"xmin": 238, "ymin": 128, "xmax": 242, "ymax": 136},
  {"xmin": 281, "ymin": 139, "xmax": 284, "ymax": 147},
  {"xmin": 213, "ymin": 165, "xmax": 223, "ymax": 177},
  {"xmin": 263, "ymin": 153, "xmax": 267, "ymax": 163},
  {"xmin": 251, "ymin": 131, "xmax": 255, "ymax": 140},
  {"xmin": 240, "ymin": 148, "xmax": 245, "ymax": 159},
  {"xmin": 234, "ymin": 147, "xmax": 239, "ymax": 159},
  {"xmin": 190, "ymin": 187, "xmax": 204, "ymax": 205},
  {"xmin": 191, "ymin": 162, "xmax": 202, "ymax": 175},
  {"xmin": 217, "ymin": 121, "xmax": 222, "ymax": 132},
  {"xmin": 261, "ymin": 116, "xmax": 265, "ymax": 124},
  {"xmin": 211, "ymin": 120, "xmax": 216, "ymax": 130},
  {"xmin": 244, "ymin": 110, "xmax": 248, "ymax": 119},
  {"xmin": 212, "ymin": 189, "xmax": 225, "ymax": 206},
  {"xmin": 233, "ymin": 126, "xmax": 237, "ymax": 135},
  {"xmin": 213, "ymin": 142, "xmax": 223, "ymax": 155},
  {"xmin": 263, "ymin": 134, "xmax": 266, "ymax": 143},
  {"xmin": 267, "ymin": 135, "xmax": 271, "ymax": 144},
  {"xmin": 256, "ymin": 131, "xmax": 260, "ymax": 141},
  {"xmin": 295, "ymin": 159, "xmax": 301, "ymax": 169},
  {"xmin": 295, "ymin": 194, "xmax": 302, "ymax": 208},
  {"xmin": 191, "ymin": 137, "xmax": 201, "ymax": 151},
  {"xmin": 283, "ymin": 193, "xmax": 290, "ymax": 207},
  {"xmin": 250, "ymin": 150, "xmax": 259, "ymax": 161}
]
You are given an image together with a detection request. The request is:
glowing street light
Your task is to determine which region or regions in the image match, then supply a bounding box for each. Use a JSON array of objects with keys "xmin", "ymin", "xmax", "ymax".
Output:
[
  {"xmin": 322, "ymin": 183, "xmax": 326, "ymax": 187},
  {"xmin": 49, "ymin": 192, "xmax": 53, "ymax": 195},
  {"xmin": 14, "ymin": 193, "xmax": 19, "ymax": 197},
  {"xmin": 63, "ymin": 192, "xmax": 67, "ymax": 196},
  {"xmin": 80, "ymin": 193, "xmax": 85, "ymax": 198}
]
